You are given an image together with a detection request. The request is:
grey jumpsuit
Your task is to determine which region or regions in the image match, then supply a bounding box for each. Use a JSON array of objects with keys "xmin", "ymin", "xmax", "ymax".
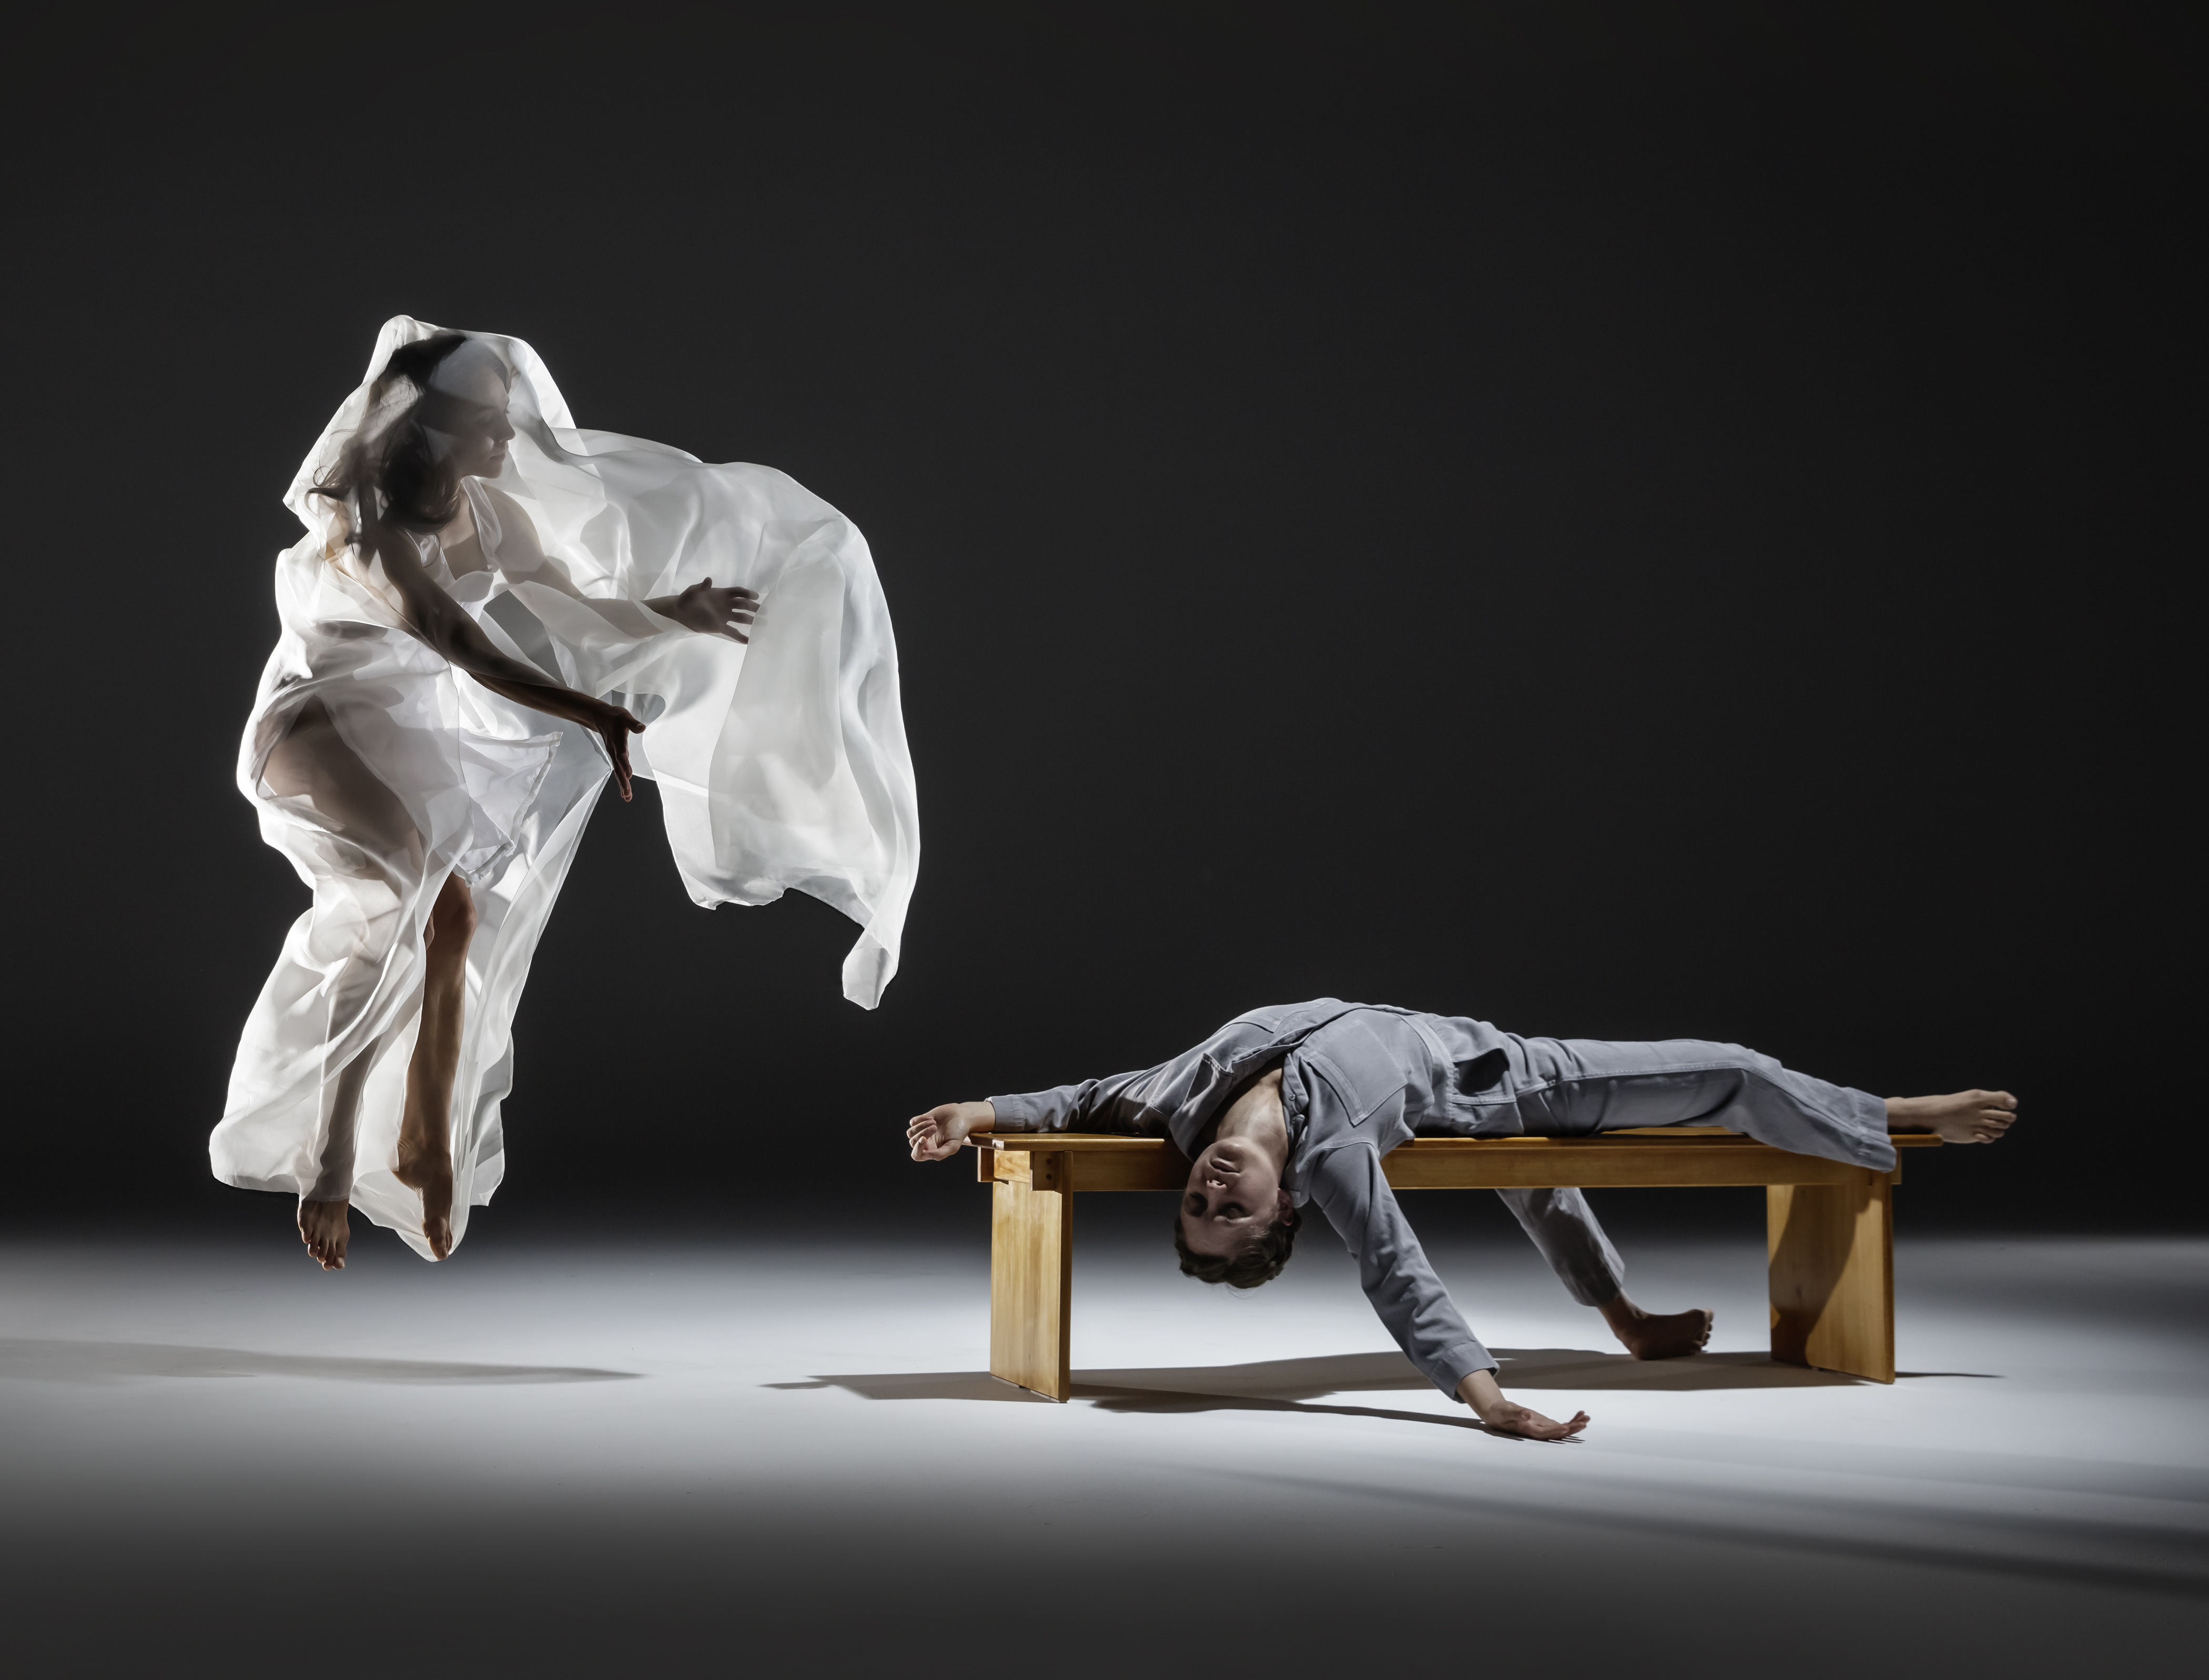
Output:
[{"xmin": 988, "ymin": 999, "xmax": 1894, "ymax": 1400}]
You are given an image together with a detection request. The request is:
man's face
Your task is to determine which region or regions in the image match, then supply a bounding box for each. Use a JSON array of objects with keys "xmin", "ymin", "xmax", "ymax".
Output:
[{"xmin": 1178, "ymin": 1137, "xmax": 1289, "ymax": 1258}]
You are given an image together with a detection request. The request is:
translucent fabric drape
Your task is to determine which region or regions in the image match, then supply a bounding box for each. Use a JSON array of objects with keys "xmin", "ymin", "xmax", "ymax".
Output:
[{"xmin": 211, "ymin": 317, "xmax": 918, "ymax": 1256}]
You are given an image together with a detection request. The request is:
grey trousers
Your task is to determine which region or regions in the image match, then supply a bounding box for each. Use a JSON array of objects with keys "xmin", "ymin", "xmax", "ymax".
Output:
[{"xmin": 1440, "ymin": 1035, "xmax": 1892, "ymax": 1308}]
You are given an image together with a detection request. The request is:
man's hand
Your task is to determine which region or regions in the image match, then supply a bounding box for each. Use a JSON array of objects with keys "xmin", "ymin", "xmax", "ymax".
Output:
[
  {"xmin": 650, "ymin": 578, "xmax": 759, "ymax": 643},
  {"xmin": 1456, "ymin": 1369, "xmax": 1589, "ymax": 1441},
  {"xmin": 907, "ymin": 1101, "xmax": 996, "ymax": 1162}
]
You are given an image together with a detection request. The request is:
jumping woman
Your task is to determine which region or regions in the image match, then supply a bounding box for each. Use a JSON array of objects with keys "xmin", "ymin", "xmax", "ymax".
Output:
[{"xmin": 217, "ymin": 319, "xmax": 918, "ymax": 1269}]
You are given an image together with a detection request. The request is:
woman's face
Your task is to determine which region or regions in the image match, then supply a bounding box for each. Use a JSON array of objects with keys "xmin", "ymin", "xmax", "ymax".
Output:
[{"xmin": 432, "ymin": 354, "xmax": 514, "ymax": 480}]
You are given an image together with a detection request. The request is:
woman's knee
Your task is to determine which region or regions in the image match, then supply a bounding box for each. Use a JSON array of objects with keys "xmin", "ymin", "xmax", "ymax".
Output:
[{"xmin": 425, "ymin": 878, "xmax": 478, "ymax": 950}]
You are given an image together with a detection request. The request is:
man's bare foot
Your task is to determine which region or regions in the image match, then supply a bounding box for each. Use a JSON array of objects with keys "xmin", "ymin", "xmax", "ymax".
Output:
[
  {"xmin": 392, "ymin": 1143, "xmax": 453, "ymax": 1261},
  {"xmin": 298, "ymin": 1199, "xmax": 350, "ymax": 1271},
  {"xmin": 1456, "ymin": 1369, "xmax": 1588, "ymax": 1440},
  {"xmin": 1886, "ymin": 1090, "xmax": 2018, "ymax": 1144},
  {"xmin": 1598, "ymin": 1293, "xmax": 1714, "ymax": 1359}
]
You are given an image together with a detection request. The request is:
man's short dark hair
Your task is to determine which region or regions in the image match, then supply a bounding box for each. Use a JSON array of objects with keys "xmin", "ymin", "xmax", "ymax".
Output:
[{"xmin": 1174, "ymin": 1205, "xmax": 1300, "ymax": 1289}]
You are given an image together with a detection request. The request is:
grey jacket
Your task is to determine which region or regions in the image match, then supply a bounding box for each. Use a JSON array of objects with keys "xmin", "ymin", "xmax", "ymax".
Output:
[{"xmin": 988, "ymin": 1000, "xmax": 1515, "ymax": 1397}]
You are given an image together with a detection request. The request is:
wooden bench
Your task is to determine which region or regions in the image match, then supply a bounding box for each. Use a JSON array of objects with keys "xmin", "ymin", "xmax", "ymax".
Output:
[{"xmin": 973, "ymin": 1127, "xmax": 1944, "ymax": 1400}]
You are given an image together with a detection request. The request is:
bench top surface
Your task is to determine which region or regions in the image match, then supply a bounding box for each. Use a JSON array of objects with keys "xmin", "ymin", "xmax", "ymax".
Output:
[{"xmin": 977, "ymin": 1127, "xmax": 1942, "ymax": 1152}]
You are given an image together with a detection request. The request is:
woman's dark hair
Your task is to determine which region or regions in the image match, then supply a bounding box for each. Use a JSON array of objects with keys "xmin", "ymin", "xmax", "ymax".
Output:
[
  {"xmin": 1174, "ymin": 1204, "xmax": 1300, "ymax": 1289},
  {"xmin": 313, "ymin": 331, "xmax": 497, "ymax": 541}
]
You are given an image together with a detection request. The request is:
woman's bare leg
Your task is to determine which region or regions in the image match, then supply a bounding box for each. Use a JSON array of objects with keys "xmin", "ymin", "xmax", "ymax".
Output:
[
  {"xmin": 393, "ymin": 873, "xmax": 475, "ymax": 1260},
  {"xmin": 264, "ymin": 698, "xmax": 424, "ymax": 1271},
  {"xmin": 297, "ymin": 1051, "xmax": 370, "ymax": 1270},
  {"xmin": 297, "ymin": 1199, "xmax": 352, "ymax": 1270}
]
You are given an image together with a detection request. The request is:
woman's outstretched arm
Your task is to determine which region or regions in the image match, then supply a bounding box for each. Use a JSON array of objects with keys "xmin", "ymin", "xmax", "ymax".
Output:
[
  {"xmin": 479, "ymin": 483, "xmax": 758, "ymax": 642},
  {"xmin": 363, "ymin": 520, "xmax": 647, "ymax": 799}
]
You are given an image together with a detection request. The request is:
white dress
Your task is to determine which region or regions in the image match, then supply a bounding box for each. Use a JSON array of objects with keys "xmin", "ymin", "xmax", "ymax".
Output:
[{"xmin": 210, "ymin": 317, "xmax": 919, "ymax": 1257}]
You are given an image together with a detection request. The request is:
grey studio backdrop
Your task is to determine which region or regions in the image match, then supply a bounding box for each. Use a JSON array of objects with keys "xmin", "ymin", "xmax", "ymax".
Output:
[{"xmin": 5, "ymin": 3, "xmax": 2191, "ymax": 1250}]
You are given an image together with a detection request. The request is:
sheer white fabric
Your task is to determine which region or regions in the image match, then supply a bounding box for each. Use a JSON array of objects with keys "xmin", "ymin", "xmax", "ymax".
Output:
[{"xmin": 211, "ymin": 317, "xmax": 918, "ymax": 1256}]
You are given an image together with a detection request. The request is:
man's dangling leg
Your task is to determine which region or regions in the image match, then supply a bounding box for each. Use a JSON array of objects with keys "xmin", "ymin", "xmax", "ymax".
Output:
[
  {"xmin": 1495, "ymin": 1187, "xmax": 1714, "ymax": 1360},
  {"xmin": 1495, "ymin": 1188, "xmax": 1622, "ymax": 1307}
]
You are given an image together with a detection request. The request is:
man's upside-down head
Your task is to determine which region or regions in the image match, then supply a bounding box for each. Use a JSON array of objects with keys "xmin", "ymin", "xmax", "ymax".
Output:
[{"xmin": 1174, "ymin": 1070, "xmax": 1301, "ymax": 1288}]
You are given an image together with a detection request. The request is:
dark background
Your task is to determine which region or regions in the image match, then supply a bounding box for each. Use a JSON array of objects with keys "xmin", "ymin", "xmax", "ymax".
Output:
[{"xmin": 7, "ymin": 3, "xmax": 2194, "ymax": 1243}]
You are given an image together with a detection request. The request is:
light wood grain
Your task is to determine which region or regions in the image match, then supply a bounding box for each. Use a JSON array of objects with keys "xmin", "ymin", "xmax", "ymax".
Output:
[
  {"xmin": 976, "ymin": 1135, "xmax": 1179, "ymax": 1152},
  {"xmin": 990, "ymin": 1172, "xmax": 1072, "ymax": 1401},
  {"xmin": 1607, "ymin": 1127, "xmax": 1934, "ymax": 1146},
  {"xmin": 974, "ymin": 1133, "xmax": 1920, "ymax": 1191},
  {"xmin": 987, "ymin": 1149, "xmax": 1063, "ymax": 1189},
  {"xmin": 1382, "ymin": 1141, "xmax": 1896, "ymax": 1189},
  {"xmin": 1063, "ymin": 1150, "xmax": 1191, "ymax": 1192},
  {"xmin": 1768, "ymin": 1180, "xmax": 1896, "ymax": 1383}
]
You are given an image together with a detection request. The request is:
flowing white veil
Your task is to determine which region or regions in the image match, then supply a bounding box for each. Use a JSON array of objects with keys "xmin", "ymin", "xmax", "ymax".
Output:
[
  {"xmin": 293, "ymin": 316, "xmax": 919, "ymax": 1000},
  {"xmin": 214, "ymin": 317, "xmax": 918, "ymax": 1254}
]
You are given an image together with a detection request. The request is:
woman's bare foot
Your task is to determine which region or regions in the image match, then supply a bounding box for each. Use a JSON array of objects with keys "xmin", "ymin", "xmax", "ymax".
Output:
[
  {"xmin": 1887, "ymin": 1090, "xmax": 2018, "ymax": 1144},
  {"xmin": 1457, "ymin": 1369, "xmax": 1589, "ymax": 1440},
  {"xmin": 298, "ymin": 1199, "xmax": 350, "ymax": 1270},
  {"xmin": 392, "ymin": 1143, "xmax": 453, "ymax": 1261},
  {"xmin": 1598, "ymin": 1293, "xmax": 1714, "ymax": 1359}
]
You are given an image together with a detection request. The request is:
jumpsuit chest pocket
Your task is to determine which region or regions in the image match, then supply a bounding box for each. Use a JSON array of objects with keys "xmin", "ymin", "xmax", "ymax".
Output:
[{"xmin": 1301, "ymin": 1014, "xmax": 1416, "ymax": 1129}]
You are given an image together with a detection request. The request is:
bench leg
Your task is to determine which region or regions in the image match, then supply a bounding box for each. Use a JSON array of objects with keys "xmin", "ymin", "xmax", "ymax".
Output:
[
  {"xmin": 990, "ymin": 1173, "xmax": 1072, "ymax": 1400},
  {"xmin": 1767, "ymin": 1179, "xmax": 1896, "ymax": 1384}
]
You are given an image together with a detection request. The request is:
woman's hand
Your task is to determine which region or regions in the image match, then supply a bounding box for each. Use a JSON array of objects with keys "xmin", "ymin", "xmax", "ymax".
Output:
[
  {"xmin": 473, "ymin": 681, "xmax": 647, "ymax": 800},
  {"xmin": 575, "ymin": 697, "xmax": 646, "ymax": 801},
  {"xmin": 650, "ymin": 578, "xmax": 759, "ymax": 643},
  {"xmin": 907, "ymin": 1101, "xmax": 996, "ymax": 1162}
]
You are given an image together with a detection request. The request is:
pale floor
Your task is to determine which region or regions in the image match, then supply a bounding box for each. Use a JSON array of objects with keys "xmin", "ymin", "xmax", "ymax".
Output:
[{"xmin": 2, "ymin": 1211, "xmax": 2203, "ymax": 1676}]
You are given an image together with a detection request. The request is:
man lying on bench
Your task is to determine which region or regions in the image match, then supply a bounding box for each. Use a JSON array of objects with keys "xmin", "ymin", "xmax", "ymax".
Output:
[{"xmin": 906, "ymin": 999, "xmax": 2015, "ymax": 1441}]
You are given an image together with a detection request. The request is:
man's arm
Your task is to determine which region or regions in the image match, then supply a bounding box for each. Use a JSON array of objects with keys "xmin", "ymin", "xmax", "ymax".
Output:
[
  {"xmin": 906, "ymin": 1067, "xmax": 1170, "ymax": 1163},
  {"xmin": 1309, "ymin": 1146, "xmax": 1587, "ymax": 1440},
  {"xmin": 986, "ymin": 1068, "xmax": 1169, "ymax": 1135},
  {"xmin": 1305, "ymin": 1145, "xmax": 1497, "ymax": 1396},
  {"xmin": 907, "ymin": 1101, "xmax": 996, "ymax": 1161}
]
